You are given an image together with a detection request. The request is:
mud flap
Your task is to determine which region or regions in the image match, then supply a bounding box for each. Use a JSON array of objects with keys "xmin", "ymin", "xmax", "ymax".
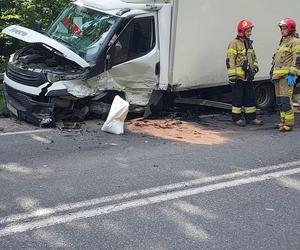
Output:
[{"xmin": 143, "ymin": 90, "xmax": 165, "ymax": 119}]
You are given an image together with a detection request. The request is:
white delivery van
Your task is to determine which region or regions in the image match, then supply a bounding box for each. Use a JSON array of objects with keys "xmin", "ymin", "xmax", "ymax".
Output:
[{"xmin": 2, "ymin": 0, "xmax": 300, "ymax": 126}]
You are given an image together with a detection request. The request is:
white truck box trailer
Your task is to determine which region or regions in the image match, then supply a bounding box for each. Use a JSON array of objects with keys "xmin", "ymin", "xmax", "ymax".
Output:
[{"xmin": 2, "ymin": 0, "xmax": 300, "ymax": 126}]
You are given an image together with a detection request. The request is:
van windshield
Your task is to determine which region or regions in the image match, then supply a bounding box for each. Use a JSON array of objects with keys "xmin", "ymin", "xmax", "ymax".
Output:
[{"xmin": 46, "ymin": 4, "xmax": 117, "ymax": 62}]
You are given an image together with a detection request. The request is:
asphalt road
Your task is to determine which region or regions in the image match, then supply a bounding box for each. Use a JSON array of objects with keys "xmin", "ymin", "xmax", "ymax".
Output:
[{"xmin": 0, "ymin": 113, "xmax": 299, "ymax": 249}]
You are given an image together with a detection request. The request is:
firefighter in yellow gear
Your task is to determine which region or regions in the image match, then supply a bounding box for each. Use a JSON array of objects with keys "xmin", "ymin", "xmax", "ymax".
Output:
[
  {"xmin": 226, "ymin": 19, "xmax": 263, "ymax": 126},
  {"xmin": 271, "ymin": 18, "xmax": 300, "ymax": 132}
]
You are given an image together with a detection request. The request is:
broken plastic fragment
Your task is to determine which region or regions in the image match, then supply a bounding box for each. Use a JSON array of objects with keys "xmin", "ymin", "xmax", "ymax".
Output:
[{"xmin": 40, "ymin": 117, "xmax": 54, "ymax": 128}]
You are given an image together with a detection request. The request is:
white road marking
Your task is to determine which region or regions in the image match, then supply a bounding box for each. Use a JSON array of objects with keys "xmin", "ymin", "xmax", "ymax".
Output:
[
  {"xmin": 0, "ymin": 165, "xmax": 299, "ymax": 237},
  {"xmin": 1, "ymin": 160, "xmax": 300, "ymax": 225},
  {"xmin": 0, "ymin": 129, "xmax": 53, "ymax": 136},
  {"xmin": 30, "ymin": 134, "xmax": 52, "ymax": 144}
]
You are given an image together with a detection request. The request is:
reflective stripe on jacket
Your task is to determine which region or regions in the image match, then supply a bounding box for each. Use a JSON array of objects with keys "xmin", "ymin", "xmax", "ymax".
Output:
[
  {"xmin": 226, "ymin": 38, "xmax": 258, "ymax": 80},
  {"xmin": 272, "ymin": 35, "xmax": 300, "ymax": 80}
]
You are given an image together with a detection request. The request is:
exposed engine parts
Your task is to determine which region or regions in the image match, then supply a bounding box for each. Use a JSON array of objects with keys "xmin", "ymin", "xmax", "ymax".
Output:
[{"xmin": 13, "ymin": 44, "xmax": 82, "ymax": 73}]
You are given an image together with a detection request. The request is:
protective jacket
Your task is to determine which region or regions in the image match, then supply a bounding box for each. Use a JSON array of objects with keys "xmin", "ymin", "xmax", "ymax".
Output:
[
  {"xmin": 226, "ymin": 38, "xmax": 259, "ymax": 81},
  {"xmin": 271, "ymin": 35, "xmax": 300, "ymax": 79}
]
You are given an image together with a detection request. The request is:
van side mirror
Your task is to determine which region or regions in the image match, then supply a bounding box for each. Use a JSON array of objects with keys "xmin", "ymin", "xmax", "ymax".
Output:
[{"xmin": 34, "ymin": 20, "xmax": 42, "ymax": 33}]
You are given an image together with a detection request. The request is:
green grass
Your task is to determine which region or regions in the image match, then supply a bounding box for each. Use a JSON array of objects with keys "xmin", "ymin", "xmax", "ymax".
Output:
[{"xmin": 0, "ymin": 90, "xmax": 6, "ymax": 111}]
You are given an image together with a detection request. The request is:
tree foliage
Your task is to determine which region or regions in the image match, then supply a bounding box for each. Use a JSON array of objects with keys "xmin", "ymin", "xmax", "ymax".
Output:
[{"xmin": 0, "ymin": 0, "xmax": 70, "ymax": 69}]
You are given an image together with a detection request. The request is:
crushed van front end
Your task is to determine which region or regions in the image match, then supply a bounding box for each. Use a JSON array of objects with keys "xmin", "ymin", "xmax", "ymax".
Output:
[
  {"xmin": 3, "ymin": 82, "xmax": 55, "ymax": 127},
  {"xmin": 3, "ymin": 63, "xmax": 56, "ymax": 127}
]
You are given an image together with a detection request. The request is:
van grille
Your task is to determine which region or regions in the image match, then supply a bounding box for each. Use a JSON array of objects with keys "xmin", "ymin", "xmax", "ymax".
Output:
[{"xmin": 6, "ymin": 64, "xmax": 47, "ymax": 87}]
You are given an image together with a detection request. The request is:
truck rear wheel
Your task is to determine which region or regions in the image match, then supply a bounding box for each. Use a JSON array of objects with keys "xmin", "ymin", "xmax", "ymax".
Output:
[{"xmin": 255, "ymin": 82, "xmax": 275, "ymax": 110}]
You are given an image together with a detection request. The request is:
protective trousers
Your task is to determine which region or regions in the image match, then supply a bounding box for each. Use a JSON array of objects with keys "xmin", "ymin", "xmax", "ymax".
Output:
[
  {"xmin": 275, "ymin": 79, "xmax": 294, "ymax": 127},
  {"xmin": 232, "ymin": 80, "xmax": 257, "ymax": 121}
]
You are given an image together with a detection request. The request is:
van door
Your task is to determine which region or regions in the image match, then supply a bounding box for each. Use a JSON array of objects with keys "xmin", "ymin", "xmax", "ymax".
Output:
[{"xmin": 106, "ymin": 14, "xmax": 159, "ymax": 106}]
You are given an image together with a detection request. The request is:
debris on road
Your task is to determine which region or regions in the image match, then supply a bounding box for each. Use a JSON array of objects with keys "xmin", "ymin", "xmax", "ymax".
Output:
[
  {"xmin": 102, "ymin": 96, "xmax": 129, "ymax": 135},
  {"xmin": 126, "ymin": 118, "xmax": 227, "ymax": 145},
  {"xmin": 56, "ymin": 121, "xmax": 83, "ymax": 131}
]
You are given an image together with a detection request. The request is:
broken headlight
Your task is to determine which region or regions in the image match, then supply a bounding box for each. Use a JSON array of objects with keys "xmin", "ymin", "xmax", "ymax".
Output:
[
  {"xmin": 47, "ymin": 73, "xmax": 61, "ymax": 83},
  {"xmin": 47, "ymin": 72, "xmax": 88, "ymax": 83}
]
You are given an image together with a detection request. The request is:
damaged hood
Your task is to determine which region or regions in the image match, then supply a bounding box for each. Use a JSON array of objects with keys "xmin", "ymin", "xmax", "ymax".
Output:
[{"xmin": 2, "ymin": 25, "xmax": 90, "ymax": 68}]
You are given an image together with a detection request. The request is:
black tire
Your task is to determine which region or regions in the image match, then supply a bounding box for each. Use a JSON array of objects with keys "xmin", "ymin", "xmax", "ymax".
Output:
[
  {"xmin": 255, "ymin": 82, "xmax": 275, "ymax": 110},
  {"xmin": 89, "ymin": 101, "xmax": 111, "ymax": 115}
]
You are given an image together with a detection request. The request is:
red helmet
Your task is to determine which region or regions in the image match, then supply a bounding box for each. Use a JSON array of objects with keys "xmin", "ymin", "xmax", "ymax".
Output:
[
  {"xmin": 237, "ymin": 19, "xmax": 254, "ymax": 37},
  {"xmin": 279, "ymin": 18, "xmax": 297, "ymax": 34}
]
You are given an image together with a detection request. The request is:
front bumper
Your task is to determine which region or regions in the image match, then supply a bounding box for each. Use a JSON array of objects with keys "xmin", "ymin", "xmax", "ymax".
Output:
[{"xmin": 3, "ymin": 82, "xmax": 55, "ymax": 127}]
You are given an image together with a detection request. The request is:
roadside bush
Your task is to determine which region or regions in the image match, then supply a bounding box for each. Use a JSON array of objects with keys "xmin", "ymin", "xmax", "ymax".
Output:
[
  {"xmin": 0, "ymin": 0, "xmax": 70, "ymax": 67},
  {"xmin": 0, "ymin": 89, "xmax": 5, "ymax": 111}
]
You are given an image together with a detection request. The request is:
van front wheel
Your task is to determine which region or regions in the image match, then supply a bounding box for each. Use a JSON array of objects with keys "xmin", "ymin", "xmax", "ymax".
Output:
[{"xmin": 255, "ymin": 82, "xmax": 275, "ymax": 110}]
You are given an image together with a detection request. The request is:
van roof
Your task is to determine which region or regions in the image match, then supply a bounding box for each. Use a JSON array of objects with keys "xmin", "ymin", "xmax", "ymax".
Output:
[{"xmin": 75, "ymin": 0, "xmax": 169, "ymax": 11}]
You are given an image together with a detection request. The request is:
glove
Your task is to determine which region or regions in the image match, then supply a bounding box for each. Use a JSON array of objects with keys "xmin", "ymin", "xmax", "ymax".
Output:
[
  {"xmin": 286, "ymin": 74, "xmax": 296, "ymax": 87},
  {"xmin": 246, "ymin": 69, "xmax": 255, "ymax": 81},
  {"xmin": 253, "ymin": 65, "xmax": 259, "ymax": 74}
]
